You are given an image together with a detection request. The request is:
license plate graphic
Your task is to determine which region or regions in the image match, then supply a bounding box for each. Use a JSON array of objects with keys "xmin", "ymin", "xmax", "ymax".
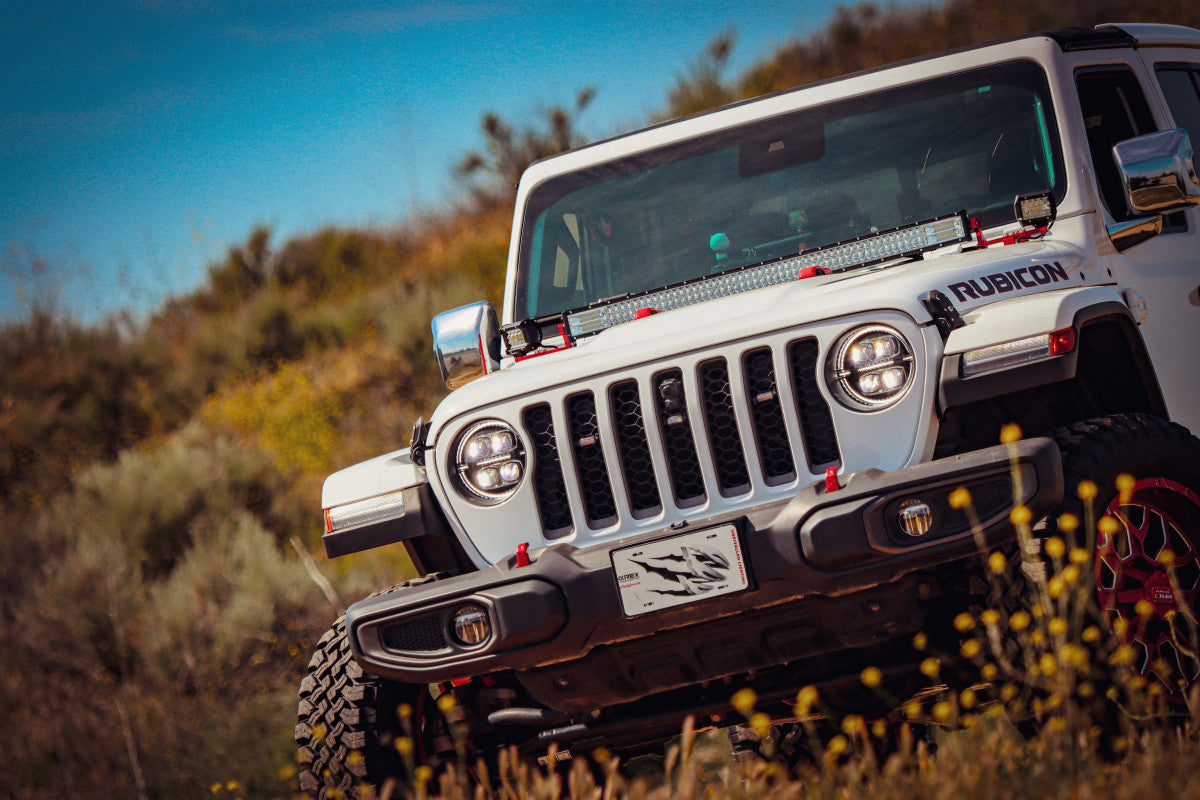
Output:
[{"xmin": 611, "ymin": 523, "xmax": 749, "ymax": 616}]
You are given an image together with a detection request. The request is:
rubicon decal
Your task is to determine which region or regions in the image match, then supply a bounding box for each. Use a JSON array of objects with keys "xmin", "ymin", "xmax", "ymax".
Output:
[{"xmin": 945, "ymin": 261, "xmax": 1071, "ymax": 303}]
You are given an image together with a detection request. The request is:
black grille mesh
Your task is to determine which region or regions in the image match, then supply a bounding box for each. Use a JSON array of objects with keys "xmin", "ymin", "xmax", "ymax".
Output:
[
  {"xmin": 610, "ymin": 380, "xmax": 662, "ymax": 515},
  {"xmin": 698, "ymin": 359, "xmax": 751, "ymax": 495},
  {"xmin": 516, "ymin": 338, "xmax": 841, "ymax": 536},
  {"xmin": 566, "ymin": 392, "xmax": 618, "ymax": 527},
  {"xmin": 653, "ymin": 369, "xmax": 707, "ymax": 505},
  {"xmin": 380, "ymin": 616, "xmax": 446, "ymax": 653},
  {"xmin": 787, "ymin": 338, "xmax": 841, "ymax": 468},
  {"xmin": 743, "ymin": 347, "xmax": 796, "ymax": 483},
  {"xmin": 523, "ymin": 403, "xmax": 573, "ymax": 534}
]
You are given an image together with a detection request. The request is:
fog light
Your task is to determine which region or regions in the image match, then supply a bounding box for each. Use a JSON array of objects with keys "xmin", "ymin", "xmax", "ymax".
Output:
[
  {"xmin": 897, "ymin": 499, "xmax": 934, "ymax": 538},
  {"xmin": 452, "ymin": 605, "xmax": 491, "ymax": 646}
]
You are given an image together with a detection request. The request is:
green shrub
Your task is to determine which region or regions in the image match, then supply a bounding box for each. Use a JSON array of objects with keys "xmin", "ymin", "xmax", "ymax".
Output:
[
  {"xmin": 140, "ymin": 510, "xmax": 320, "ymax": 683},
  {"xmin": 4, "ymin": 423, "xmax": 335, "ymax": 799}
]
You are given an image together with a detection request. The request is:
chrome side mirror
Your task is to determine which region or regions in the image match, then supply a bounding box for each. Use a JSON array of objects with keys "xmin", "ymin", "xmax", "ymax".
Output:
[
  {"xmin": 1114, "ymin": 128, "xmax": 1200, "ymax": 215},
  {"xmin": 431, "ymin": 301, "xmax": 501, "ymax": 390},
  {"xmin": 1107, "ymin": 128, "xmax": 1199, "ymax": 252},
  {"xmin": 1106, "ymin": 216, "xmax": 1164, "ymax": 253}
]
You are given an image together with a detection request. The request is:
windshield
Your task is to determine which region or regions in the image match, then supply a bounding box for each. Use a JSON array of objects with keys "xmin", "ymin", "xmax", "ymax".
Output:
[{"xmin": 516, "ymin": 60, "xmax": 1064, "ymax": 321}]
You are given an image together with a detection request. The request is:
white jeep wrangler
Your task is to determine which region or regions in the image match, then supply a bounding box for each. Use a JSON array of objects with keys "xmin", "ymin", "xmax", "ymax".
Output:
[{"xmin": 297, "ymin": 23, "xmax": 1200, "ymax": 797}]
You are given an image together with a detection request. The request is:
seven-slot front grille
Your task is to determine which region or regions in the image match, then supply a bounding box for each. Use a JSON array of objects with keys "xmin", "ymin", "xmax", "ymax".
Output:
[{"xmin": 523, "ymin": 337, "xmax": 840, "ymax": 536}]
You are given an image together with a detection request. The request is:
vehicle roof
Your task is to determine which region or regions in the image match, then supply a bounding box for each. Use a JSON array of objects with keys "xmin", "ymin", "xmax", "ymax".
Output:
[
  {"xmin": 525, "ymin": 24, "xmax": 1200, "ymax": 173},
  {"xmin": 1105, "ymin": 22, "xmax": 1200, "ymax": 48}
]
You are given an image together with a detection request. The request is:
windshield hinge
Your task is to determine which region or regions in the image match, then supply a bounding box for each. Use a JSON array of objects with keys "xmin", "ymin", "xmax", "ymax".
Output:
[
  {"xmin": 922, "ymin": 290, "xmax": 965, "ymax": 340},
  {"xmin": 410, "ymin": 417, "xmax": 430, "ymax": 467}
]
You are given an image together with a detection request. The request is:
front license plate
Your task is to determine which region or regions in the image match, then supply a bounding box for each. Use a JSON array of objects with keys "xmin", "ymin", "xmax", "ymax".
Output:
[{"xmin": 612, "ymin": 523, "xmax": 749, "ymax": 617}]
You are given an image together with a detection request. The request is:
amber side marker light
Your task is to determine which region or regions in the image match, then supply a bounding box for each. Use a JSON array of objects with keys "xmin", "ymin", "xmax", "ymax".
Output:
[{"xmin": 1049, "ymin": 327, "xmax": 1076, "ymax": 356}]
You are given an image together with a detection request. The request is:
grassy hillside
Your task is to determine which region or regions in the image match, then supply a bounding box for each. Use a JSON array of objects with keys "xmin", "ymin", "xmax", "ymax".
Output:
[{"xmin": 3, "ymin": 2, "xmax": 1200, "ymax": 797}]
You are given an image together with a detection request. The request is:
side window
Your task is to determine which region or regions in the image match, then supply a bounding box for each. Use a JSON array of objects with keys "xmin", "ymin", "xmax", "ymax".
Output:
[
  {"xmin": 1074, "ymin": 67, "xmax": 1158, "ymax": 223},
  {"xmin": 1155, "ymin": 63, "xmax": 1200, "ymax": 156}
]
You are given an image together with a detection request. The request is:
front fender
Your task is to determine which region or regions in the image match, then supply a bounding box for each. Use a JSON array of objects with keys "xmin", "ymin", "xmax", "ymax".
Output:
[
  {"xmin": 937, "ymin": 286, "xmax": 1138, "ymax": 410},
  {"xmin": 321, "ymin": 448, "xmax": 432, "ymax": 558}
]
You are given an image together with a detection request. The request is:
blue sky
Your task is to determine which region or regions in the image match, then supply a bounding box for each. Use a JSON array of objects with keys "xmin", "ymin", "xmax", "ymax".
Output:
[{"xmin": 1, "ymin": 1, "xmax": 889, "ymax": 324}]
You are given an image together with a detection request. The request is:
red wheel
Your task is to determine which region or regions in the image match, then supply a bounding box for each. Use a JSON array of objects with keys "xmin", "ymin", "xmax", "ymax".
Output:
[
  {"xmin": 1052, "ymin": 414, "xmax": 1200, "ymax": 706},
  {"xmin": 1096, "ymin": 477, "xmax": 1200, "ymax": 694}
]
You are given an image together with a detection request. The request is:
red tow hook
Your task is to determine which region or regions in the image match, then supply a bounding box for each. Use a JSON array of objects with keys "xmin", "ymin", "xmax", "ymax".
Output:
[
  {"xmin": 516, "ymin": 542, "xmax": 531, "ymax": 567},
  {"xmin": 825, "ymin": 467, "xmax": 842, "ymax": 493}
]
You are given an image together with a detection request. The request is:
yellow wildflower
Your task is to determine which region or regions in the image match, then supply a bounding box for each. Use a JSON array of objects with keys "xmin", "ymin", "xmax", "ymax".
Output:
[
  {"xmin": 949, "ymin": 487, "xmax": 972, "ymax": 509},
  {"xmin": 1116, "ymin": 473, "xmax": 1135, "ymax": 504},
  {"xmin": 731, "ymin": 687, "xmax": 757, "ymax": 717}
]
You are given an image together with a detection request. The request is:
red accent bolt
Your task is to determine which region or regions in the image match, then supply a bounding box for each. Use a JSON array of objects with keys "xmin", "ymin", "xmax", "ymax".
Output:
[
  {"xmin": 634, "ymin": 307, "xmax": 657, "ymax": 319},
  {"xmin": 516, "ymin": 542, "xmax": 531, "ymax": 567},
  {"xmin": 798, "ymin": 266, "xmax": 830, "ymax": 279},
  {"xmin": 825, "ymin": 467, "xmax": 842, "ymax": 493}
]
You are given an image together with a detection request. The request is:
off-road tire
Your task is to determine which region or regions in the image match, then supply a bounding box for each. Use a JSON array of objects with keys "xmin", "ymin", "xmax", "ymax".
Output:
[
  {"xmin": 295, "ymin": 614, "xmax": 415, "ymax": 799},
  {"xmin": 1051, "ymin": 413, "xmax": 1200, "ymax": 705},
  {"xmin": 296, "ymin": 576, "xmax": 448, "ymax": 799}
]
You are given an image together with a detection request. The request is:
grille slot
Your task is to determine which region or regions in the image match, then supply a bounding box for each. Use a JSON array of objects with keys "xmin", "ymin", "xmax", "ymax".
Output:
[
  {"xmin": 523, "ymin": 403, "xmax": 573, "ymax": 536},
  {"xmin": 610, "ymin": 380, "xmax": 662, "ymax": 517},
  {"xmin": 743, "ymin": 347, "xmax": 796, "ymax": 484},
  {"xmin": 566, "ymin": 392, "xmax": 618, "ymax": 528},
  {"xmin": 698, "ymin": 358, "xmax": 751, "ymax": 496},
  {"xmin": 652, "ymin": 369, "xmax": 707, "ymax": 506},
  {"xmin": 787, "ymin": 339, "xmax": 841, "ymax": 469},
  {"xmin": 380, "ymin": 616, "xmax": 447, "ymax": 653}
]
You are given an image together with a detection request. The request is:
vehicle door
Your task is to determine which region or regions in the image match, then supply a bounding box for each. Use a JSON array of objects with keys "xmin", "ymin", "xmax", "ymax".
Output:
[{"xmin": 1070, "ymin": 54, "xmax": 1200, "ymax": 434}]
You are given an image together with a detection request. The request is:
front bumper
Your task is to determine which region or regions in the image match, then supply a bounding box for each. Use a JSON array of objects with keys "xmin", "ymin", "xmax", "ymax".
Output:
[{"xmin": 346, "ymin": 438, "xmax": 1062, "ymax": 707}]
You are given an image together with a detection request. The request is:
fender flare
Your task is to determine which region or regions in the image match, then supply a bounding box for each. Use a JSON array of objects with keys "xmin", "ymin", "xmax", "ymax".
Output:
[{"xmin": 937, "ymin": 287, "xmax": 1165, "ymax": 415}]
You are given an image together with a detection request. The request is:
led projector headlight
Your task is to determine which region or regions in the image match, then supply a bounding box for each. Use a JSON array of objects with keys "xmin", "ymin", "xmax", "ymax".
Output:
[
  {"xmin": 828, "ymin": 325, "xmax": 916, "ymax": 410},
  {"xmin": 452, "ymin": 420, "xmax": 526, "ymax": 503}
]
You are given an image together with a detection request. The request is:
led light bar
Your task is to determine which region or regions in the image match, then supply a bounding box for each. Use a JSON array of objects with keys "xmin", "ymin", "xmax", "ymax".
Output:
[
  {"xmin": 324, "ymin": 490, "xmax": 407, "ymax": 534},
  {"xmin": 566, "ymin": 213, "xmax": 968, "ymax": 338}
]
